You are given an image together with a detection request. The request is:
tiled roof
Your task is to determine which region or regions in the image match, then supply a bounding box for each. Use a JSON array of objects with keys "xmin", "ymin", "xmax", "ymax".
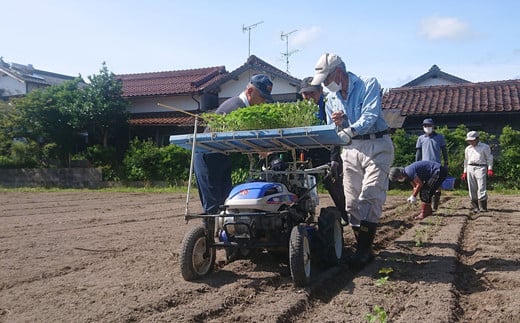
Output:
[
  {"xmin": 0, "ymin": 60, "xmax": 77, "ymax": 86},
  {"xmin": 402, "ymin": 65, "xmax": 470, "ymax": 87},
  {"xmin": 129, "ymin": 111, "xmax": 201, "ymax": 127},
  {"xmin": 117, "ymin": 66, "xmax": 227, "ymax": 98},
  {"xmin": 382, "ymin": 79, "xmax": 520, "ymax": 116}
]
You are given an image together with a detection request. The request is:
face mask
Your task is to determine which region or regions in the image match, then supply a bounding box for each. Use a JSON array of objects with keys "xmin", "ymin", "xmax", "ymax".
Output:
[
  {"xmin": 326, "ymin": 81, "xmax": 341, "ymax": 93},
  {"xmin": 423, "ymin": 126, "xmax": 433, "ymax": 135}
]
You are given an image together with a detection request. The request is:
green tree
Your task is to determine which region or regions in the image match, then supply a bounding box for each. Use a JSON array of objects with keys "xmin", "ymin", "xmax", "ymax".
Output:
[
  {"xmin": 390, "ymin": 128, "xmax": 417, "ymax": 167},
  {"xmin": 8, "ymin": 78, "xmax": 84, "ymax": 165},
  {"xmin": 0, "ymin": 101, "xmax": 16, "ymax": 156},
  {"xmin": 81, "ymin": 63, "xmax": 129, "ymax": 147},
  {"xmin": 496, "ymin": 126, "xmax": 520, "ymax": 188}
]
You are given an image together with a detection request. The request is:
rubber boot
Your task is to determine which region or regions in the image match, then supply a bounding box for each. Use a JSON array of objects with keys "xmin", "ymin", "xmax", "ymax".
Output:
[
  {"xmin": 340, "ymin": 210, "xmax": 349, "ymax": 226},
  {"xmin": 471, "ymin": 200, "xmax": 479, "ymax": 213},
  {"xmin": 348, "ymin": 221, "xmax": 377, "ymax": 269},
  {"xmin": 478, "ymin": 199, "xmax": 488, "ymax": 212},
  {"xmin": 414, "ymin": 203, "xmax": 432, "ymax": 220},
  {"xmin": 432, "ymin": 191, "xmax": 441, "ymax": 211}
]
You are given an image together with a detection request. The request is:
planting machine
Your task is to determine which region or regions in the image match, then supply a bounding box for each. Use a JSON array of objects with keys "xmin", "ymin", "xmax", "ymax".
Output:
[{"xmin": 169, "ymin": 124, "xmax": 346, "ymax": 286}]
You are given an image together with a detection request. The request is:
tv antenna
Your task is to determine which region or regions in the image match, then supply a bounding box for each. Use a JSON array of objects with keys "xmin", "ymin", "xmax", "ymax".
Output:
[
  {"xmin": 242, "ymin": 21, "xmax": 264, "ymax": 57},
  {"xmin": 281, "ymin": 30, "xmax": 299, "ymax": 73}
]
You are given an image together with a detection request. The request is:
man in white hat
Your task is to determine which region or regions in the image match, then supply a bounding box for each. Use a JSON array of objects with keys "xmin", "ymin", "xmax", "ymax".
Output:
[
  {"xmin": 461, "ymin": 131, "xmax": 494, "ymax": 212},
  {"xmin": 310, "ymin": 53, "xmax": 394, "ymax": 269}
]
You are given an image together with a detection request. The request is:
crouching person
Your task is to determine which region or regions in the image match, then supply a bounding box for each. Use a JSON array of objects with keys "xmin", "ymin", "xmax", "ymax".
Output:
[{"xmin": 389, "ymin": 161, "xmax": 448, "ymax": 220}]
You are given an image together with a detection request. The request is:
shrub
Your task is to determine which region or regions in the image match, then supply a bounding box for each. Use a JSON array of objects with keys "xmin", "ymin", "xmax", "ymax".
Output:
[
  {"xmin": 123, "ymin": 138, "xmax": 191, "ymax": 184},
  {"xmin": 495, "ymin": 126, "xmax": 520, "ymax": 189},
  {"xmin": 158, "ymin": 145, "xmax": 191, "ymax": 184}
]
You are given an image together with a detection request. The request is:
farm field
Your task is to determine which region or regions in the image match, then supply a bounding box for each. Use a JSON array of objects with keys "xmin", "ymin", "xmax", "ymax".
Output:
[{"xmin": 1, "ymin": 191, "xmax": 519, "ymax": 322}]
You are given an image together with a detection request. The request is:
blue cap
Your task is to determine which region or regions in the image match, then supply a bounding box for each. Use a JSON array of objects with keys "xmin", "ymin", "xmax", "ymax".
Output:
[
  {"xmin": 422, "ymin": 118, "xmax": 434, "ymax": 125},
  {"xmin": 250, "ymin": 74, "xmax": 274, "ymax": 103}
]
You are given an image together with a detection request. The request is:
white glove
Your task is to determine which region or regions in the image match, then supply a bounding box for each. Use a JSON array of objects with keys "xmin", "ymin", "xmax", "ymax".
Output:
[
  {"xmin": 338, "ymin": 127, "xmax": 355, "ymax": 145},
  {"xmin": 407, "ymin": 195, "xmax": 417, "ymax": 204}
]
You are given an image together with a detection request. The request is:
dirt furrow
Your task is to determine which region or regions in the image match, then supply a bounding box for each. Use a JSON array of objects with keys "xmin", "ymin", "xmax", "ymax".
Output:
[{"xmin": 0, "ymin": 192, "xmax": 518, "ymax": 322}]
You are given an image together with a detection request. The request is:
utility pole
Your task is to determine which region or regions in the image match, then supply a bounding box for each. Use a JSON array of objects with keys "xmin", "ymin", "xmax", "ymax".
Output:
[
  {"xmin": 242, "ymin": 21, "xmax": 264, "ymax": 57},
  {"xmin": 281, "ymin": 30, "xmax": 299, "ymax": 74}
]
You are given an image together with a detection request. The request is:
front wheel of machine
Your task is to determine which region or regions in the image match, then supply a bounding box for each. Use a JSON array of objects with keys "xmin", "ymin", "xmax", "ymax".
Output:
[
  {"xmin": 289, "ymin": 224, "xmax": 311, "ymax": 287},
  {"xmin": 179, "ymin": 226, "xmax": 216, "ymax": 281},
  {"xmin": 317, "ymin": 207, "xmax": 344, "ymax": 267}
]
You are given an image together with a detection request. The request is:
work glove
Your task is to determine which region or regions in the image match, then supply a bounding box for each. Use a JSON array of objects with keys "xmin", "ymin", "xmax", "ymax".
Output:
[
  {"xmin": 407, "ymin": 195, "xmax": 417, "ymax": 204},
  {"xmin": 461, "ymin": 172, "xmax": 467, "ymax": 181},
  {"xmin": 337, "ymin": 127, "xmax": 354, "ymax": 145},
  {"xmin": 487, "ymin": 169, "xmax": 494, "ymax": 177}
]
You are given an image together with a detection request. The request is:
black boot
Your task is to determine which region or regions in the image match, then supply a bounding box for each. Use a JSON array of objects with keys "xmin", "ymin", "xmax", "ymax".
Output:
[
  {"xmin": 432, "ymin": 191, "xmax": 441, "ymax": 211},
  {"xmin": 349, "ymin": 221, "xmax": 377, "ymax": 269},
  {"xmin": 478, "ymin": 199, "xmax": 488, "ymax": 212},
  {"xmin": 471, "ymin": 200, "xmax": 479, "ymax": 213}
]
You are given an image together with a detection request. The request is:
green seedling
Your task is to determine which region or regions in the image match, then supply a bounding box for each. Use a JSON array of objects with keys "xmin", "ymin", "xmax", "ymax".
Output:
[
  {"xmin": 375, "ymin": 276, "xmax": 389, "ymax": 286},
  {"xmin": 375, "ymin": 267, "xmax": 394, "ymax": 286},
  {"xmin": 365, "ymin": 305, "xmax": 388, "ymax": 323}
]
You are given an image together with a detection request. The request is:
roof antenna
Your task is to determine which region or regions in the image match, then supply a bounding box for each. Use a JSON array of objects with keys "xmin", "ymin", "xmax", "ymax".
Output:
[
  {"xmin": 242, "ymin": 21, "xmax": 264, "ymax": 57},
  {"xmin": 281, "ymin": 30, "xmax": 299, "ymax": 74}
]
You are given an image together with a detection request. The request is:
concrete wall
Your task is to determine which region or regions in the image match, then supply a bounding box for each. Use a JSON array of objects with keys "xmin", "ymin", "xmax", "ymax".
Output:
[{"xmin": 0, "ymin": 168, "xmax": 103, "ymax": 188}]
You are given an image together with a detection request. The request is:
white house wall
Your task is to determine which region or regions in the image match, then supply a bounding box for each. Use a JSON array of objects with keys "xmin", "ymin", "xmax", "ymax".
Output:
[
  {"xmin": 219, "ymin": 70, "xmax": 296, "ymax": 98},
  {"xmin": 416, "ymin": 78, "xmax": 458, "ymax": 87},
  {"xmin": 128, "ymin": 95, "xmax": 202, "ymax": 114},
  {"xmin": 0, "ymin": 74, "xmax": 26, "ymax": 96}
]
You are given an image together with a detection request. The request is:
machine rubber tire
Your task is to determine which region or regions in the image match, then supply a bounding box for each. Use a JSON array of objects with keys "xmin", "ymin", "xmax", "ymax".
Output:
[
  {"xmin": 289, "ymin": 224, "xmax": 312, "ymax": 287},
  {"xmin": 316, "ymin": 207, "xmax": 344, "ymax": 267},
  {"xmin": 179, "ymin": 226, "xmax": 216, "ymax": 281}
]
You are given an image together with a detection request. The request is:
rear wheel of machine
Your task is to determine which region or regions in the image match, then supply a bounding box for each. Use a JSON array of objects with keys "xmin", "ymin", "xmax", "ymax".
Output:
[
  {"xmin": 289, "ymin": 224, "xmax": 311, "ymax": 287},
  {"xmin": 180, "ymin": 226, "xmax": 216, "ymax": 281},
  {"xmin": 317, "ymin": 207, "xmax": 344, "ymax": 266}
]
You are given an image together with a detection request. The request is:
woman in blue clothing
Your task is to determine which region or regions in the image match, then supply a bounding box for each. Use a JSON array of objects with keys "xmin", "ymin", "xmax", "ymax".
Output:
[{"xmin": 389, "ymin": 160, "xmax": 448, "ymax": 220}]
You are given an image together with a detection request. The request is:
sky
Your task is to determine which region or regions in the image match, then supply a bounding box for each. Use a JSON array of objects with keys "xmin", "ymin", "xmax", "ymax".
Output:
[{"xmin": 2, "ymin": 0, "xmax": 519, "ymax": 89}]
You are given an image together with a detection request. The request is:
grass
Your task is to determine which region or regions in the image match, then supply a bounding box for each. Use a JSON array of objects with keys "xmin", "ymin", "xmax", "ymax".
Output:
[{"xmin": 0, "ymin": 186, "xmax": 190, "ymax": 194}]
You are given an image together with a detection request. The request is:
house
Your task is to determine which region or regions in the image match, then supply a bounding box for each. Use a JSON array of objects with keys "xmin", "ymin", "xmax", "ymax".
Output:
[
  {"xmin": 117, "ymin": 65, "xmax": 227, "ymax": 145},
  {"xmin": 118, "ymin": 55, "xmax": 301, "ymax": 145},
  {"xmin": 0, "ymin": 57, "xmax": 78, "ymax": 99},
  {"xmin": 382, "ymin": 65, "xmax": 520, "ymax": 135},
  {"xmin": 401, "ymin": 64, "xmax": 470, "ymax": 87}
]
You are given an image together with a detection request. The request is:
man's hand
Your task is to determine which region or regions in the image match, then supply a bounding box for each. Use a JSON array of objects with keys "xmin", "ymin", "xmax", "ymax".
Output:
[
  {"xmin": 331, "ymin": 110, "xmax": 345, "ymax": 127},
  {"xmin": 487, "ymin": 169, "xmax": 494, "ymax": 177},
  {"xmin": 461, "ymin": 172, "xmax": 467, "ymax": 181},
  {"xmin": 407, "ymin": 195, "xmax": 417, "ymax": 204},
  {"xmin": 338, "ymin": 127, "xmax": 354, "ymax": 145}
]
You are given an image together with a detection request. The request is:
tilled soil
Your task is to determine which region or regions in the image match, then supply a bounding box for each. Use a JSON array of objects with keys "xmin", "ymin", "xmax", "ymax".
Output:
[{"xmin": 0, "ymin": 191, "xmax": 519, "ymax": 322}]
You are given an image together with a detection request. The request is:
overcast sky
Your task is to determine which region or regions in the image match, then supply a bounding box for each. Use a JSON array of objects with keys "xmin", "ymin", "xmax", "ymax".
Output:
[{"xmin": 2, "ymin": 0, "xmax": 519, "ymax": 89}]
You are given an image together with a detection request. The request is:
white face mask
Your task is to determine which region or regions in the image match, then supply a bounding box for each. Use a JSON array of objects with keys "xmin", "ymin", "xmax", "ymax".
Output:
[
  {"xmin": 423, "ymin": 126, "xmax": 433, "ymax": 135},
  {"xmin": 326, "ymin": 81, "xmax": 341, "ymax": 93}
]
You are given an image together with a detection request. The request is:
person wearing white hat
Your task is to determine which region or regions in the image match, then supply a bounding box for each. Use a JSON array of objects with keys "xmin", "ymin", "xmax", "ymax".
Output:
[
  {"xmin": 310, "ymin": 53, "xmax": 394, "ymax": 269},
  {"xmin": 461, "ymin": 131, "xmax": 494, "ymax": 212}
]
